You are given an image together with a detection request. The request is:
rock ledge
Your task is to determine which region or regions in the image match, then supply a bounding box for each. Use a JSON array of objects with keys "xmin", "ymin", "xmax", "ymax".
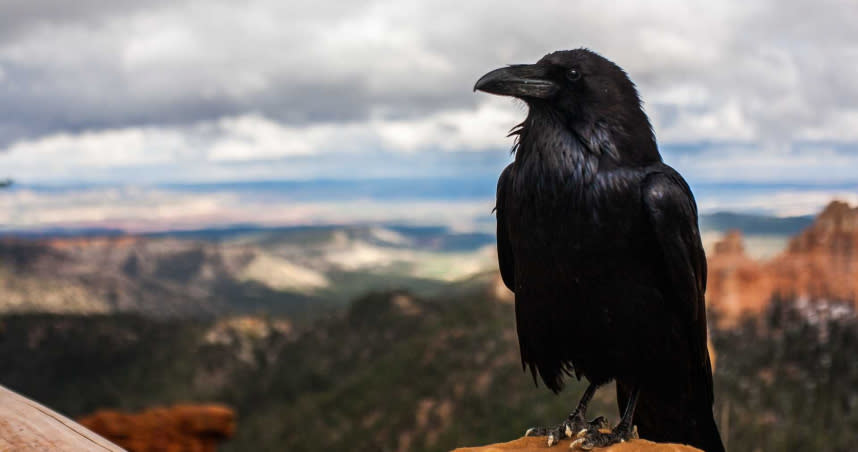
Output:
[{"xmin": 452, "ymin": 436, "xmax": 702, "ymax": 452}]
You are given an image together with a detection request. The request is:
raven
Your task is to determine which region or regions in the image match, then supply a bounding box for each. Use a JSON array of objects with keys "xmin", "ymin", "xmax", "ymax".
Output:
[{"xmin": 475, "ymin": 49, "xmax": 725, "ymax": 452}]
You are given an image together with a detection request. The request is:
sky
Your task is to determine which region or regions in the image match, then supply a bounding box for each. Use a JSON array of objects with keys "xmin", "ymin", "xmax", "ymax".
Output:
[{"xmin": 1, "ymin": 0, "xmax": 857, "ymax": 231}]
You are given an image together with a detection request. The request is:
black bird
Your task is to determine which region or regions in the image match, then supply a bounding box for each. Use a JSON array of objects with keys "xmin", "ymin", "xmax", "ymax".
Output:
[{"xmin": 475, "ymin": 49, "xmax": 724, "ymax": 451}]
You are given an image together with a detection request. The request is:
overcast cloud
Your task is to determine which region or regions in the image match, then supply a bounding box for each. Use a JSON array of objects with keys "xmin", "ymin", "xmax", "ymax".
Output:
[{"xmin": 1, "ymin": 0, "xmax": 857, "ymax": 184}]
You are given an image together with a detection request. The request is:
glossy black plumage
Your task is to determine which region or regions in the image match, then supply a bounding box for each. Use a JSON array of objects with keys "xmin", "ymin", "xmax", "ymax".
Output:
[{"xmin": 481, "ymin": 49, "xmax": 725, "ymax": 451}]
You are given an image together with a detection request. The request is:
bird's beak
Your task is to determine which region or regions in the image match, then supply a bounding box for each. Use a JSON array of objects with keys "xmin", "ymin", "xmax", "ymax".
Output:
[{"xmin": 474, "ymin": 64, "xmax": 558, "ymax": 99}]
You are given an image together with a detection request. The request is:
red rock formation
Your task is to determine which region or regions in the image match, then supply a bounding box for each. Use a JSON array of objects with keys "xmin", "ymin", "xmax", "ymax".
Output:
[
  {"xmin": 78, "ymin": 404, "xmax": 235, "ymax": 452},
  {"xmin": 773, "ymin": 201, "xmax": 858, "ymax": 303},
  {"xmin": 706, "ymin": 201, "xmax": 858, "ymax": 325},
  {"xmin": 705, "ymin": 230, "xmax": 774, "ymax": 325}
]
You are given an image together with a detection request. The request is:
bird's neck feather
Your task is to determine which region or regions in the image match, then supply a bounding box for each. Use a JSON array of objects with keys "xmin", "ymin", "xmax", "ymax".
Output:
[
  {"xmin": 513, "ymin": 109, "xmax": 601, "ymax": 187},
  {"xmin": 514, "ymin": 106, "xmax": 660, "ymax": 168}
]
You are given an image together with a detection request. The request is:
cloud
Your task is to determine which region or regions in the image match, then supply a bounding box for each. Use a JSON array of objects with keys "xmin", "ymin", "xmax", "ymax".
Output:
[
  {"xmin": 5, "ymin": 0, "xmax": 858, "ymax": 232},
  {"xmin": 0, "ymin": 96, "xmax": 524, "ymax": 181},
  {"xmin": 0, "ymin": 0, "xmax": 172, "ymax": 41},
  {"xmin": 1, "ymin": 0, "xmax": 856, "ymax": 153},
  {"xmin": 3, "ymin": 105, "xmax": 858, "ymax": 186},
  {"xmin": 208, "ymin": 97, "xmax": 521, "ymax": 161}
]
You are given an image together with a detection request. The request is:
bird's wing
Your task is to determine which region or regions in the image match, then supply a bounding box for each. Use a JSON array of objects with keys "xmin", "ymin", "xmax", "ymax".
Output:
[
  {"xmin": 642, "ymin": 168, "xmax": 713, "ymax": 404},
  {"xmin": 496, "ymin": 163, "xmax": 516, "ymax": 292}
]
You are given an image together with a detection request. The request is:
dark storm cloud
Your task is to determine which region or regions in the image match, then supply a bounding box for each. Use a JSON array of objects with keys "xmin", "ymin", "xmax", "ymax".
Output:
[
  {"xmin": 1, "ymin": 0, "xmax": 466, "ymax": 144},
  {"xmin": 0, "ymin": 0, "xmax": 175, "ymax": 41}
]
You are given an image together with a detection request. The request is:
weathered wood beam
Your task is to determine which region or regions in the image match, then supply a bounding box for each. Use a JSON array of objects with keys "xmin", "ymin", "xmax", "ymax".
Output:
[{"xmin": 0, "ymin": 385, "xmax": 124, "ymax": 451}]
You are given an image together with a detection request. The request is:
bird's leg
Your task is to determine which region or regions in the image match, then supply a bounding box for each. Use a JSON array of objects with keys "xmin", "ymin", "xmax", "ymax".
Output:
[
  {"xmin": 570, "ymin": 385, "xmax": 640, "ymax": 450},
  {"xmin": 524, "ymin": 383, "xmax": 609, "ymax": 447}
]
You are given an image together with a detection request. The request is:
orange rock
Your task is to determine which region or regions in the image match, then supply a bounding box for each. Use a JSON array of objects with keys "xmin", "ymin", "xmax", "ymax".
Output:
[
  {"xmin": 705, "ymin": 230, "xmax": 774, "ymax": 326},
  {"xmin": 706, "ymin": 201, "xmax": 858, "ymax": 326},
  {"xmin": 452, "ymin": 436, "xmax": 701, "ymax": 452},
  {"xmin": 78, "ymin": 404, "xmax": 235, "ymax": 452},
  {"xmin": 775, "ymin": 200, "xmax": 858, "ymax": 303}
]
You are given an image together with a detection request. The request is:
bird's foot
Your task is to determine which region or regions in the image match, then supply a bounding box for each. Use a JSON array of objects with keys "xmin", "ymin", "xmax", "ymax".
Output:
[
  {"xmin": 524, "ymin": 415, "xmax": 609, "ymax": 447},
  {"xmin": 569, "ymin": 424, "xmax": 638, "ymax": 450}
]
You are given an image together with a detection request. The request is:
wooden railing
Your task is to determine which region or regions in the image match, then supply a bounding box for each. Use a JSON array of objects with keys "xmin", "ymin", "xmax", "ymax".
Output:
[{"xmin": 0, "ymin": 385, "xmax": 124, "ymax": 451}]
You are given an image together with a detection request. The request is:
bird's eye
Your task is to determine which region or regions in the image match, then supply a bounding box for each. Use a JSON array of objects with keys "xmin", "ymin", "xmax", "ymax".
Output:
[{"xmin": 566, "ymin": 68, "xmax": 582, "ymax": 81}]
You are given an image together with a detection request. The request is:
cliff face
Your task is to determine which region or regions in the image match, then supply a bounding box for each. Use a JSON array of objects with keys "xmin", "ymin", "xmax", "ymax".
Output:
[
  {"xmin": 774, "ymin": 201, "xmax": 858, "ymax": 303},
  {"xmin": 706, "ymin": 201, "xmax": 858, "ymax": 325},
  {"xmin": 705, "ymin": 230, "xmax": 773, "ymax": 324},
  {"xmin": 78, "ymin": 404, "xmax": 235, "ymax": 452}
]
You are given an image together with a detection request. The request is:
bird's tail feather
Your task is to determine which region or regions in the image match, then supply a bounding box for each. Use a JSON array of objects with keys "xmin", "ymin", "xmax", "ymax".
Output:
[
  {"xmin": 618, "ymin": 383, "xmax": 725, "ymax": 452},
  {"xmin": 687, "ymin": 405, "xmax": 726, "ymax": 452}
]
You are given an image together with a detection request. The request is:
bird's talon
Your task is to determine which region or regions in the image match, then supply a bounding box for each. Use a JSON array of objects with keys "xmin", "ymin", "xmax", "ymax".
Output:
[
  {"xmin": 547, "ymin": 434, "xmax": 557, "ymax": 446},
  {"xmin": 569, "ymin": 426, "xmax": 637, "ymax": 450},
  {"xmin": 525, "ymin": 427, "xmax": 536, "ymax": 437}
]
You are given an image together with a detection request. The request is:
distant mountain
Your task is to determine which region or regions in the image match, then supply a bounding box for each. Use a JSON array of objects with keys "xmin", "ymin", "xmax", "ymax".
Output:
[
  {"xmin": 0, "ymin": 208, "xmax": 833, "ymax": 318},
  {"xmin": 699, "ymin": 212, "xmax": 813, "ymax": 235},
  {"xmin": 1, "ymin": 223, "xmax": 497, "ymax": 251},
  {"xmin": 0, "ymin": 236, "xmax": 322, "ymax": 318},
  {"xmin": 0, "ymin": 225, "xmax": 497, "ymax": 317},
  {"xmin": 2, "ymin": 212, "xmax": 809, "ymax": 242}
]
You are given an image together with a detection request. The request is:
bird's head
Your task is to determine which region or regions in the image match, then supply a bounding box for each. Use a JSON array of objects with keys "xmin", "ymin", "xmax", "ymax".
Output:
[{"xmin": 474, "ymin": 49, "xmax": 658, "ymax": 164}]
